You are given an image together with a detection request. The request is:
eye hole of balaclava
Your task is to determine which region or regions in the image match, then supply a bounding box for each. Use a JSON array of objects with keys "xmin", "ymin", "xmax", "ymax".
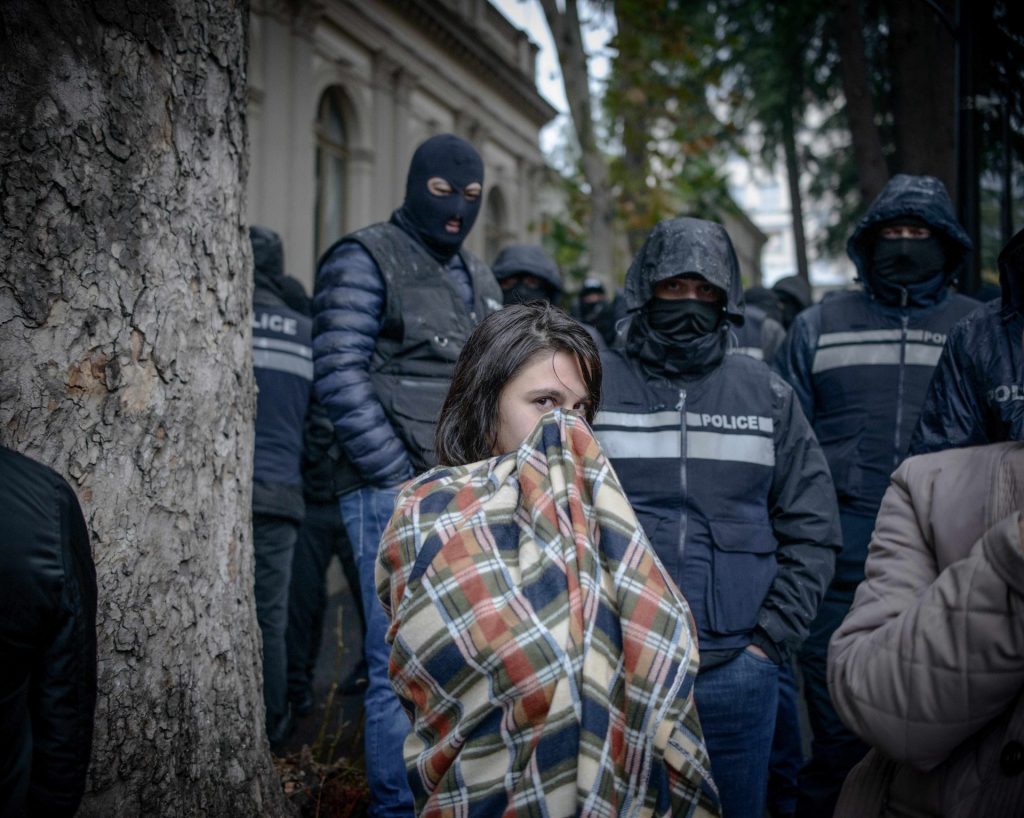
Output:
[{"xmin": 399, "ymin": 134, "xmax": 483, "ymax": 260}]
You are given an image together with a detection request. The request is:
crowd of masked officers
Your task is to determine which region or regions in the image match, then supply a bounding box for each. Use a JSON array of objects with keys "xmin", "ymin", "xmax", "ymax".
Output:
[{"xmin": 5, "ymin": 130, "xmax": 1024, "ymax": 818}]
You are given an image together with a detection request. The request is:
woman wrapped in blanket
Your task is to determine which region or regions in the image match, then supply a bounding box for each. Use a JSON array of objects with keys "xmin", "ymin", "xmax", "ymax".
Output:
[{"xmin": 375, "ymin": 302, "xmax": 721, "ymax": 817}]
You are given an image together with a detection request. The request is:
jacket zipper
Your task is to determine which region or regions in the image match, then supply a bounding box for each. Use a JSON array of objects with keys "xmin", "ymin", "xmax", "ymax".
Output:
[
  {"xmin": 893, "ymin": 289, "xmax": 909, "ymax": 468},
  {"xmin": 678, "ymin": 389, "xmax": 688, "ymax": 562}
]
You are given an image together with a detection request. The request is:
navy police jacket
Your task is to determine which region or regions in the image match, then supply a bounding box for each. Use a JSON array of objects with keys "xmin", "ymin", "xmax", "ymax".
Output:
[
  {"xmin": 775, "ymin": 289, "xmax": 976, "ymax": 517},
  {"xmin": 594, "ymin": 350, "xmax": 840, "ymax": 666},
  {"xmin": 911, "ymin": 226, "xmax": 1024, "ymax": 453},
  {"xmin": 253, "ymin": 277, "xmax": 313, "ymax": 521},
  {"xmin": 775, "ymin": 174, "xmax": 977, "ymax": 518}
]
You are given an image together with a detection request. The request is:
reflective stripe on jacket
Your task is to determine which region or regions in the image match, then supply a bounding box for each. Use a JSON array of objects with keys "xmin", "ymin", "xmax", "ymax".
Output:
[{"xmin": 595, "ymin": 350, "xmax": 839, "ymax": 663}]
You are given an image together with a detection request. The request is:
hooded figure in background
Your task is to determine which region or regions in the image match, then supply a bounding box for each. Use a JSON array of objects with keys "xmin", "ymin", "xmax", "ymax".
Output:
[
  {"xmin": 312, "ymin": 133, "xmax": 503, "ymax": 816},
  {"xmin": 730, "ymin": 302, "xmax": 787, "ymax": 365},
  {"xmin": 910, "ymin": 226, "xmax": 1024, "ymax": 454},
  {"xmin": 773, "ymin": 174, "xmax": 978, "ymax": 817},
  {"xmin": 574, "ymin": 275, "xmax": 619, "ymax": 345},
  {"xmin": 249, "ymin": 226, "xmax": 314, "ymax": 751},
  {"xmin": 772, "ymin": 275, "xmax": 813, "ymax": 329},
  {"xmin": 593, "ymin": 217, "xmax": 840, "ymax": 818},
  {"xmin": 492, "ymin": 244, "xmax": 563, "ymax": 306},
  {"xmin": 746, "ymin": 285, "xmax": 784, "ymax": 326}
]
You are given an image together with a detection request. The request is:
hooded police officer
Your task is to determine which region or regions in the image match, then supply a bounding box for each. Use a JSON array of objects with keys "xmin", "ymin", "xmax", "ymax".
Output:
[
  {"xmin": 250, "ymin": 226, "xmax": 314, "ymax": 750},
  {"xmin": 772, "ymin": 275, "xmax": 813, "ymax": 330},
  {"xmin": 312, "ymin": 133, "xmax": 502, "ymax": 816},
  {"xmin": 910, "ymin": 225, "xmax": 1024, "ymax": 454},
  {"xmin": 773, "ymin": 174, "xmax": 978, "ymax": 816},
  {"xmin": 492, "ymin": 244, "xmax": 563, "ymax": 306},
  {"xmin": 592, "ymin": 217, "xmax": 840, "ymax": 818}
]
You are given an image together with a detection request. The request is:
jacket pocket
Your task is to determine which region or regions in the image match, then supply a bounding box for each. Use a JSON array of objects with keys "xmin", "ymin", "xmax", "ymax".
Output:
[{"xmin": 707, "ymin": 517, "xmax": 778, "ymax": 636}]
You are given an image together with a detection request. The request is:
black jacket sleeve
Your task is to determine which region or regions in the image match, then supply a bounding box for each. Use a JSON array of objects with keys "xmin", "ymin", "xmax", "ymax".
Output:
[
  {"xmin": 908, "ymin": 322, "xmax": 990, "ymax": 456},
  {"xmin": 28, "ymin": 479, "xmax": 97, "ymax": 817},
  {"xmin": 754, "ymin": 373, "xmax": 841, "ymax": 661},
  {"xmin": 312, "ymin": 241, "xmax": 414, "ymax": 487}
]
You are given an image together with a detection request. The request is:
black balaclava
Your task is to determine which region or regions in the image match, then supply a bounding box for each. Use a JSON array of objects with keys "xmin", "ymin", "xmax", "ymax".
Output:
[
  {"xmin": 391, "ymin": 134, "xmax": 483, "ymax": 263},
  {"xmin": 647, "ymin": 298, "xmax": 722, "ymax": 339},
  {"xmin": 502, "ymin": 278, "xmax": 554, "ymax": 306},
  {"xmin": 626, "ymin": 281, "xmax": 728, "ymax": 379},
  {"xmin": 872, "ymin": 236, "xmax": 947, "ymax": 286}
]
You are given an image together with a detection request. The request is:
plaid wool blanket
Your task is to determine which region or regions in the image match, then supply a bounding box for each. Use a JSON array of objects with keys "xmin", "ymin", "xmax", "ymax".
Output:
[{"xmin": 377, "ymin": 410, "xmax": 720, "ymax": 818}]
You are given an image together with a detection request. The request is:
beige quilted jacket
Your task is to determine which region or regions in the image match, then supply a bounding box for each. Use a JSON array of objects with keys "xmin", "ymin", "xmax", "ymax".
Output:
[{"xmin": 828, "ymin": 442, "xmax": 1024, "ymax": 817}]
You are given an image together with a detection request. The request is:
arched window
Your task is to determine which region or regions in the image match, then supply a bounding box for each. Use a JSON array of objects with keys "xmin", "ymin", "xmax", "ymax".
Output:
[
  {"xmin": 485, "ymin": 187, "xmax": 508, "ymax": 262},
  {"xmin": 315, "ymin": 87, "xmax": 349, "ymax": 257}
]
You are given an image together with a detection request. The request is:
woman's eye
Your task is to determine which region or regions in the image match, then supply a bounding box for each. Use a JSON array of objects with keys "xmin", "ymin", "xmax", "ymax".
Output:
[{"xmin": 534, "ymin": 396, "xmax": 553, "ymax": 408}]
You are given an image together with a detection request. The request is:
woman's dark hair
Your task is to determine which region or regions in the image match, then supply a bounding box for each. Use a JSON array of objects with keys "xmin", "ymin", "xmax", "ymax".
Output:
[{"xmin": 434, "ymin": 302, "xmax": 602, "ymax": 466}]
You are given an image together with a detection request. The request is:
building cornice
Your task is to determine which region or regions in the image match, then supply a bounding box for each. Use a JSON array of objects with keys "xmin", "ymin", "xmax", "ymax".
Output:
[{"xmin": 380, "ymin": 0, "xmax": 558, "ymax": 127}]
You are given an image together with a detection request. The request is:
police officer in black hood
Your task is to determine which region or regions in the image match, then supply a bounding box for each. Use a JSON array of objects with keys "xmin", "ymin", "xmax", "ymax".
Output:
[
  {"xmin": 593, "ymin": 217, "xmax": 840, "ymax": 818},
  {"xmin": 312, "ymin": 134, "xmax": 502, "ymax": 816},
  {"xmin": 250, "ymin": 226, "xmax": 314, "ymax": 751},
  {"xmin": 774, "ymin": 174, "xmax": 977, "ymax": 816},
  {"xmin": 492, "ymin": 244, "xmax": 563, "ymax": 306}
]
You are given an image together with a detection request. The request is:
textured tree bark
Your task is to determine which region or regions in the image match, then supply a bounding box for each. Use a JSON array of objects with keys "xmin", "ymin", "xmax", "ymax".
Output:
[
  {"xmin": 0, "ymin": 2, "xmax": 291, "ymax": 815},
  {"xmin": 538, "ymin": 0, "xmax": 616, "ymax": 285},
  {"xmin": 834, "ymin": 0, "xmax": 890, "ymax": 205}
]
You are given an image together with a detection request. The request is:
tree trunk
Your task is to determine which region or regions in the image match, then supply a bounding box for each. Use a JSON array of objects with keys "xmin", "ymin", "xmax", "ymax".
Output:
[
  {"xmin": 0, "ymin": 2, "xmax": 291, "ymax": 816},
  {"xmin": 781, "ymin": 104, "xmax": 811, "ymax": 282},
  {"xmin": 887, "ymin": 0, "xmax": 957, "ymax": 196},
  {"xmin": 834, "ymin": 0, "xmax": 889, "ymax": 205},
  {"xmin": 539, "ymin": 0, "xmax": 616, "ymax": 284}
]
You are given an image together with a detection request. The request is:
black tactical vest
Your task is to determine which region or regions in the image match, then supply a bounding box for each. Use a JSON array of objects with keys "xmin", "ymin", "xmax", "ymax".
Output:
[{"xmin": 348, "ymin": 223, "xmax": 503, "ymax": 471}]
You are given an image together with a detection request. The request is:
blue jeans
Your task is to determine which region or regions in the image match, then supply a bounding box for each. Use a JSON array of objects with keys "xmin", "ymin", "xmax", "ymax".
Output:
[
  {"xmin": 339, "ymin": 486, "xmax": 414, "ymax": 818},
  {"xmin": 695, "ymin": 648, "xmax": 780, "ymax": 818}
]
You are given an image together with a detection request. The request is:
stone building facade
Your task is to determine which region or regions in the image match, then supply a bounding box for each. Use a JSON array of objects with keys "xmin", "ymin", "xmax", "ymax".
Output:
[{"xmin": 247, "ymin": 0, "xmax": 558, "ymax": 290}]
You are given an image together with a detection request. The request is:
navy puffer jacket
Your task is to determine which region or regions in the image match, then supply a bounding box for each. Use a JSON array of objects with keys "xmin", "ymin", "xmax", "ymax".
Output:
[
  {"xmin": 910, "ymin": 226, "xmax": 1024, "ymax": 453},
  {"xmin": 313, "ymin": 241, "xmax": 412, "ymax": 488}
]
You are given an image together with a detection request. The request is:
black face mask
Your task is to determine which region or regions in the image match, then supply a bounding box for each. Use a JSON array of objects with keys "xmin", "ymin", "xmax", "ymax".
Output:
[
  {"xmin": 872, "ymin": 237, "xmax": 946, "ymax": 286},
  {"xmin": 502, "ymin": 283, "xmax": 552, "ymax": 306},
  {"xmin": 646, "ymin": 297, "xmax": 723, "ymax": 341},
  {"xmin": 392, "ymin": 134, "xmax": 483, "ymax": 262},
  {"xmin": 581, "ymin": 300, "xmax": 608, "ymax": 324}
]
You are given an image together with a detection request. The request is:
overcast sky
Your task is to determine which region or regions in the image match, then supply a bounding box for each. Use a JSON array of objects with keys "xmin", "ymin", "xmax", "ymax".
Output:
[{"xmin": 489, "ymin": 0, "xmax": 614, "ymax": 156}]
